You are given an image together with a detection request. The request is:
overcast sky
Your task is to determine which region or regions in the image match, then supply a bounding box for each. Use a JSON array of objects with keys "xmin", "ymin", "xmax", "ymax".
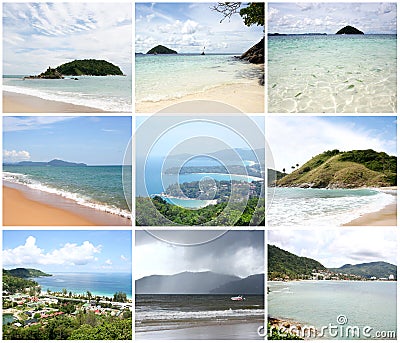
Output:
[
  {"xmin": 267, "ymin": 116, "xmax": 397, "ymax": 172},
  {"xmin": 268, "ymin": 228, "xmax": 397, "ymax": 268},
  {"xmin": 136, "ymin": 2, "xmax": 264, "ymax": 53},
  {"xmin": 268, "ymin": 3, "xmax": 397, "ymax": 34},
  {"xmin": 135, "ymin": 230, "xmax": 264, "ymax": 279},
  {"xmin": 3, "ymin": 3, "xmax": 132, "ymax": 75}
]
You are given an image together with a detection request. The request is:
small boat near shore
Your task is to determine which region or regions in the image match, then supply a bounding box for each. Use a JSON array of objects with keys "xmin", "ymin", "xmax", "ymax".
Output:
[{"xmin": 231, "ymin": 295, "xmax": 245, "ymax": 301}]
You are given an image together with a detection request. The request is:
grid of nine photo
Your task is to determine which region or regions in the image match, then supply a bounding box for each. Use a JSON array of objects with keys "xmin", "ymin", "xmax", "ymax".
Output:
[{"xmin": 1, "ymin": 1, "xmax": 398, "ymax": 341}]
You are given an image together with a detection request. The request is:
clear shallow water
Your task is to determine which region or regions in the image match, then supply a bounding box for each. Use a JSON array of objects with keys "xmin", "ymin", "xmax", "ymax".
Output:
[
  {"xmin": 33, "ymin": 272, "xmax": 132, "ymax": 299},
  {"xmin": 268, "ymin": 35, "xmax": 396, "ymax": 113},
  {"xmin": 136, "ymin": 295, "xmax": 264, "ymax": 332},
  {"xmin": 267, "ymin": 187, "xmax": 395, "ymax": 226},
  {"xmin": 3, "ymin": 165, "xmax": 131, "ymax": 218},
  {"xmin": 135, "ymin": 54, "xmax": 263, "ymax": 102},
  {"xmin": 3, "ymin": 75, "xmax": 132, "ymax": 112},
  {"xmin": 3, "ymin": 314, "xmax": 17, "ymax": 325},
  {"xmin": 268, "ymin": 281, "xmax": 397, "ymax": 339}
]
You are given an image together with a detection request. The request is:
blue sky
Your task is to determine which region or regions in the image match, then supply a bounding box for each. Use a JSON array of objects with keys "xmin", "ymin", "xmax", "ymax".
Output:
[
  {"xmin": 136, "ymin": 2, "xmax": 264, "ymax": 53},
  {"xmin": 3, "ymin": 116, "xmax": 132, "ymax": 165},
  {"xmin": 136, "ymin": 116, "xmax": 265, "ymax": 159},
  {"xmin": 267, "ymin": 116, "xmax": 397, "ymax": 171},
  {"xmin": 269, "ymin": 228, "xmax": 397, "ymax": 268},
  {"xmin": 268, "ymin": 3, "xmax": 397, "ymax": 34},
  {"xmin": 3, "ymin": 3, "xmax": 132, "ymax": 75},
  {"xmin": 3, "ymin": 230, "xmax": 132, "ymax": 273}
]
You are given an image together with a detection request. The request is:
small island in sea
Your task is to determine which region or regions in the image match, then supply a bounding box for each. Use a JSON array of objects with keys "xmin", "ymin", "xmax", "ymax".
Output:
[
  {"xmin": 267, "ymin": 232, "xmax": 397, "ymax": 340},
  {"xmin": 147, "ymin": 45, "xmax": 177, "ymax": 54},
  {"xmin": 268, "ymin": 3, "xmax": 396, "ymax": 113},
  {"xmin": 135, "ymin": 2, "xmax": 264, "ymax": 113}
]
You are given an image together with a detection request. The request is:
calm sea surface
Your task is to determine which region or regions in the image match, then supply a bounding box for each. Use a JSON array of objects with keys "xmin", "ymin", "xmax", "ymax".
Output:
[
  {"xmin": 136, "ymin": 54, "xmax": 263, "ymax": 102},
  {"xmin": 33, "ymin": 272, "xmax": 132, "ymax": 299},
  {"xmin": 3, "ymin": 165, "xmax": 131, "ymax": 218},
  {"xmin": 268, "ymin": 281, "xmax": 397, "ymax": 339},
  {"xmin": 268, "ymin": 35, "xmax": 396, "ymax": 113}
]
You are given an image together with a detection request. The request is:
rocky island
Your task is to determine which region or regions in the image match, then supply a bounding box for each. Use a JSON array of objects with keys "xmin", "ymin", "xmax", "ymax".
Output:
[
  {"xmin": 336, "ymin": 25, "xmax": 364, "ymax": 35},
  {"xmin": 23, "ymin": 59, "xmax": 124, "ymax": 79},
  {"xmin": 146, "ymin": 45, "xmax": 177, "ymax": 54}
]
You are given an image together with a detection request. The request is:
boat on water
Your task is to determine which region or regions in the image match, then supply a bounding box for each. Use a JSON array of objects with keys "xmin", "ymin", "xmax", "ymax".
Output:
[{"xmin": 231, "ymin": 295, "xmax": 245, "ymax": 301}]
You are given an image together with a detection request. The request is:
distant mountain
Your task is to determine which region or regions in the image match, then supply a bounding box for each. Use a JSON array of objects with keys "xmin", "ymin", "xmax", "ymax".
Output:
[
  {"xmin": 4, "ymin": 268, "xmax": 51, "ymax": 278},
  {"xmin": 277, "ymin": 149, "xmax": 396, "ymax": 188},
  {"xmin": 4, "ymin": 159, "xmax": 87, "ymax": 167},
  {"xmin": 330, "ymin": 262, "xmax": 397, "ymax": 279},
  {"xmin": 267, "ymin": 168, "xmax": 286, "ymax": 186},
  {"xmin": 210, "ymin": 274, "xmax": 264, "ymax": 294},
  {"xmin": 56, "ymin": 59, "xmax": 123, "ymax": 76},
  {"xmin": 268, "ymin": 245, "xmax": 326, "ymax": 279},
  {"xmin": 136, "ymin": 271, "xmax": 242, "ymax": 294},
  {"xmin": 147, "ymin": 45, "xmax": 177, "ymax": 54}
]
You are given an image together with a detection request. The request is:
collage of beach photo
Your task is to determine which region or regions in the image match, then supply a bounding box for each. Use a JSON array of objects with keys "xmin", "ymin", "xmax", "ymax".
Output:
[{"xmin": 0, "ymin": 1, "xmax": 398, "ymax": 342}]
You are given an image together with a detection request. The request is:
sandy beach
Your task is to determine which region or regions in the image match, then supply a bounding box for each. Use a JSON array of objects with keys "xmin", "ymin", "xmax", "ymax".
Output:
[
  {"xmin": 135, "ymin": 321, "xmax": 264, "ymax": 340},
  {"xmin": 3, "ymin": 91, "xmax": 106, "ymax": 113},
  {"xmin": 3, "ymin": 185, "xmax": 131, "ymax": 226},
  {"xmin": 136, "ymin": 83, "xmax": 264, "ymax": 113},
  {"xmin": 343, "ymin": 202, "xmax": 397, "ymax": 226}
]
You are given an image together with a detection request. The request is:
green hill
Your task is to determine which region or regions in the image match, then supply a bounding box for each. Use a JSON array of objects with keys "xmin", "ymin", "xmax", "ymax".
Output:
[
  {"xmin": 147, "ymin": 45, "xmax": 177, "ymax": 54},
  {"xmin": 268, "ymin": 245, "xmax": 326, "ymax": 280},
  {"xmin": 330, "ymin": 261, "xmax": 396, "ymax": 279},
  {"xmin": 277, "ymin": 149, "xmax": 396, "ymax": 188},
  {"xmin": 5, "ymin": 268, "xmax": 51, "ymax": 278},
  {"xmin": 56, "ymin": 59, "xmax": 123, "ymax": 76},
  {"xmin": 3, "ymin": 270, "xmax": 40, "ymax": 293}
]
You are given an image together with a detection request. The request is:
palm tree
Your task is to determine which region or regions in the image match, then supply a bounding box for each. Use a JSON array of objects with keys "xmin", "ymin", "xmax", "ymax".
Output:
[
  {"xmin": 283, "ymin": 168, "xmax": 286, "ymax": 173},
  {"xmin": 291, "ymin": 166, "xmax": 295, "ymax": 171},
  {"xmin": 296, "ymin": 163, "xmax": 299, "ymax": 169}
]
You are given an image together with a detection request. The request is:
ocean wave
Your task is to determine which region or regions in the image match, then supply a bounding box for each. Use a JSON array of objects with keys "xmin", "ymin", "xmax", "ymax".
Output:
[
  {"xmin": 3, "ymin": 85, "xmax": 131, "ymax": 112},
  {"xmin": 3, "ymin": 172, "xmax": 131, "ymax": 219},
  {"xmin": 136, "ymin": 308, "xmax": 264, "ymax": 322},
  {"xmin": 268, "ymin": 188, "xmax": 395, "ymax": 226}
]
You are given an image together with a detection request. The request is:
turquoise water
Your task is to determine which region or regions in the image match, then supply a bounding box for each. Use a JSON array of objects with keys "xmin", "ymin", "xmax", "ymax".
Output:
[
  {"xmin": 3, "ymin": 314, "xmax": 17, "ymax": 325},
  {"xmin": 268, "ymin": 35, "xmax": 396, "ymax": 113},
  {"xmin": 136, "ymin": 54, "xmax": 263, "ymax": 102},
  {"xmin": 3, "ymin": 165, "xmax": 131, "ymax": 218},
  {"xmin": 268, "ymin": 187, "xmax": 395, "ymax": 226},
  {"xmin": 3, "ymin": 75, "xmax": 131, "ymax": 112},
  {"xmin": 33, "ymin": 272, "xmax": 132, "ymax": 299},
  {"xmin": 268, "ymin": 281, "xmax": 397, "ymax": 339}
]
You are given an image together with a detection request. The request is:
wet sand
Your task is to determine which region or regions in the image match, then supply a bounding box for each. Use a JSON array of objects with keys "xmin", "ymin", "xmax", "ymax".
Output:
[
  {"xmin": 3, "ymin": 185, "xmax": 131, "ymax": 226},
  {"xmin": 135, "ymin": 321, "xmax": 264, "ymax": 340},
  {"xmin": 136, "ymin": 83, "xmax": 265, "ymax": 113},
  {"xmin": 3, "ymin": 91, "xmax": 106, "ymax": 113},
  {"xmin": 343, "ymin": 202, "xmax": 397, "ymax": 226}
]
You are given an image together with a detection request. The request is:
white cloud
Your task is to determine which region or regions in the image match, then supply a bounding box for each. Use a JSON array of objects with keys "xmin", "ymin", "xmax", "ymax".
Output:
[
  {"xmin": 3, "ymin": 116, "xmax": 74, "ymax": 132},
  {"xmin": 120, "ymin": 255, "xmax": 128, "ymax": 261},
  {"xmin": 269, "ymin": 228, "xmax": 397, "ymax": 268},
  {"xmin": 3, "ymin": 236, "xmax": 102, "ymax": 267},
  {"xmin": 3, "ymin": 149, "xmax": 31, "ymax": 162},
  {"xmin": 105, "ymin": 259, "xmax": 112, "ymax": 265}
]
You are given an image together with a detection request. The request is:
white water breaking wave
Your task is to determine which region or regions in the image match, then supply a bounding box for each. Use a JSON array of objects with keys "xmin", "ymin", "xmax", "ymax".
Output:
[
  {"xmin": 4, "ymin": 85, "xmax": 131, "ymax": 112},
  {"xmin": 3, "ymin": 172, "xmax": 131, "ymax": 219},
  {"xmin": 136, "ymin": 308, "xmax": 264, "ymax": 322},
  {"xmin": 268, "ymin": 187, "xmax": 395, "ymax": 226}
]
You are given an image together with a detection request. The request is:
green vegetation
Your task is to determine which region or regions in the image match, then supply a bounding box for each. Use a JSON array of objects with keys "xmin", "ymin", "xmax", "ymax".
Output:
[
  {"xmin": 277, "ymin": 149, "xmax": 396, "ymax": 188},
  {"xmin": 268, "ymin": 245, "xmax": 326, "ymax": 280},
  {"xmin": 330, "ymin": 261, "xmax": 397, "ymax": 279},
  {"xmin": 268, "ymin": 168, "xmax": 287, "ymax": 186},
  {"xmin": 268, "ymin": 321, "xmax": 303, "ymax": 340},
  {"xmin": 146, "ymin": 45, "xmax": 177, "ymax": 54},
  {"xmin": 3, "ymin": 271, "xmax": 39, "ymax": 294},
  {"xmin": 5, "ymin": 268, "xmax": 51, "ymax": 278},
  {"xmin": 3, "ymin": 314, "xmax": 132, "ymax": 340},
  {"xmin": 136, "ymin": 196, "xmax": 265, "ymax": 226},
  {"xmin": 56, "ymin": 59, "xmax": 123, "ymax": 76},
  {"xmin": 212, "ymin": 2, "xmax": 264, "ymax": 27}
]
